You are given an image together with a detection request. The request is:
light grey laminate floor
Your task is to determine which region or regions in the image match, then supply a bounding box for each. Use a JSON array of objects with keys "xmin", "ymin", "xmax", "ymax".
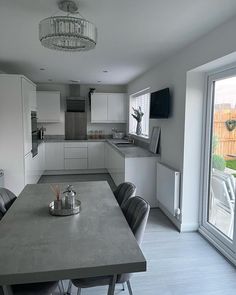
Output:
[{"xmin": 39, "ymin": 174, "xmax": 236, "ymax": 295}]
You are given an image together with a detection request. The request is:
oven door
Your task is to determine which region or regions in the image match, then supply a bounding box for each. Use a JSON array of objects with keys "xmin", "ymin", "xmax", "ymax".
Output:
[{"xmin": 32, "ymin": 131, "xmax": 38, "ymax": 157}]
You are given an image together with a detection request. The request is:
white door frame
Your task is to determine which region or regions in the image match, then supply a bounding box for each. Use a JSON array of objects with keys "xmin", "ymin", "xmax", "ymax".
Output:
[{"xmin": 199, "ymin": 67, "xmax": 236, "ymax": 264}]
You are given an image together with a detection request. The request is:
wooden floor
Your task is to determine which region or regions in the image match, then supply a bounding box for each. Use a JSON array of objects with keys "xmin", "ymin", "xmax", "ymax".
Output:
[{"xmin": 39, "ymin": 174, "xmax": 236, "ymax": 295}]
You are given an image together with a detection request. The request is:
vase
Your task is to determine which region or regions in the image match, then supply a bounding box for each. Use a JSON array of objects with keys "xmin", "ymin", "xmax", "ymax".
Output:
[{"xmin": 136, "ymin": 121, "xmax": 142, "ymax": 135}]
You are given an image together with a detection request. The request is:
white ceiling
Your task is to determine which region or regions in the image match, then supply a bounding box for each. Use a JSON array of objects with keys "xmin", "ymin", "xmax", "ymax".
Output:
[{"xmin": 1, "ymin": 0, "xmax": 236, "ymax": 85}]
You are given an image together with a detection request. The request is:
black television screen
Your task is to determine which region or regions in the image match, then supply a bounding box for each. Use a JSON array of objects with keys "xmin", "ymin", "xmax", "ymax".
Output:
[{"xmin": 150, "ymin": 88, "xmax": 170, "ymax": 118}]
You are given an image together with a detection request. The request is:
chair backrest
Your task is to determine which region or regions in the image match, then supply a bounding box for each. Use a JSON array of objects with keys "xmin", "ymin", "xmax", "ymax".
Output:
[
  {"xmin": 113, "ymin": 182, "xmax": 136, "ymax": 209},
  {"xmin": 0, "ymin": 187, "xmax": 17, "ymax": 219},
  {"xmin": 122, "ymin": 196, "xmax": 150, "ymax": 245},
  {"xmin": 117, "ymin": 196, "xmax": 150, "ymax": 284}
]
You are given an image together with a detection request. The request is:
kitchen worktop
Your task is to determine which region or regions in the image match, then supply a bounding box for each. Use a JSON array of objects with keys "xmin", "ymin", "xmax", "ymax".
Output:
[
  {"xmin": 107, "ymin": 139, "xmax": 159, "ymax": 158},
  {"xmin": 43, "ymin": 136, "xmax": 159, "ymax": 158}
]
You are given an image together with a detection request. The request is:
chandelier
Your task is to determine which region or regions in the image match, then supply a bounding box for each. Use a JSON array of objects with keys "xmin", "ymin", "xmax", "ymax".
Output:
[{"xmin": 39, "ymin": 0, "xmax": 97, "ymax": 52}]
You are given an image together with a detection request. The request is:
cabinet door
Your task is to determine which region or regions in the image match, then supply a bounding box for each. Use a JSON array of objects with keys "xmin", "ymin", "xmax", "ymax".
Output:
[
  {"xmin": 37, "ymin": 91, "xmax": 61, "ymax": 122},
  {"xmin": 88, "ymin": 142, "xmax": 105, "ymax": 169},
  {"xmin": 107, "ymin": 93, "xmax": 127, "ymax": 122},
  {"xmin": 22, "ymin": 78, "xmax": 34, "ymax": 156},
  {"xmin": 65, "ymin": 159, "xmax": 88, "ymax": 170},
  {"xmin": 45, "ymin": 143, "xmax": 64, "ymax": 170},
  {"xmin": 91, "ymin": 93, "xmax": 108, "ymax": 122}
]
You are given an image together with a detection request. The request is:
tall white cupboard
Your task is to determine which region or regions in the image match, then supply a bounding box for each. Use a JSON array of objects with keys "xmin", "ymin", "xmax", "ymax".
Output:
[{"xmin": 0, "ymin": 74, "xmax": 40, "ymax": 195}]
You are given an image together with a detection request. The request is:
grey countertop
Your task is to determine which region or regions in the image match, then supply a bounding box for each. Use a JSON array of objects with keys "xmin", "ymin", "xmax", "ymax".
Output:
[
  {"xmin": 107, "ymin": 139, "xmax": 159, "ymax": 158},
  {"xmin": 0, "ymin": 182, "xmax": 146, "ymax": 285},
  {"xmin": 42, "ymin": 136, "xmax": 159, "ymax": 158}
]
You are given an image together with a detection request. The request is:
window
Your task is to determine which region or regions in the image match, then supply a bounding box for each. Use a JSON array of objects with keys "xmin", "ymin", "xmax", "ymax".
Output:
[{"xmin": 129, "ymin": 89, "xmax": 150, "ymax": 138}]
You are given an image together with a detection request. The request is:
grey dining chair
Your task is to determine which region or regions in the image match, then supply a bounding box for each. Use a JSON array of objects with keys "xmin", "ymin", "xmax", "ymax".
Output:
[
  {"xmin": 67, "ymin": 196, "xmax": 150, "ymax": 295},
  {"xmin": 0, "ymin": 188, "xmax": 17, "ymax": 219},
  {"xmin": 113, "ymin": 182, "xmax": 136, "ymax": 210}
]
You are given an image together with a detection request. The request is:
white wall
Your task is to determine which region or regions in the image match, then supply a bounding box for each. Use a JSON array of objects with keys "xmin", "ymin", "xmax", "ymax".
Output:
[
  {"xmin": 37, "ymin": 83, "xmax": 127, "ymax": 136},
  {"xmin": 128, "ymin": 16, "xmax": 236, "ymax": 231}
]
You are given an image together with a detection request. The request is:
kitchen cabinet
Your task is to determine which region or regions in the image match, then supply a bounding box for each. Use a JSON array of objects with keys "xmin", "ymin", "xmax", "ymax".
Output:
[
  {"xmin": 91, "ymin": 93, "xmax": 127, "ymax": 123},
  {"xmin": 105, "ymin": 142, "xmax": 158, "ymax": 207},
  {"xmin": 64, "ymin": 142, "xmax": 88, "ymax": 170},
  {"xmin": 106, "ymin": 143, "xmax": 125, "ymax": 185},
  {"xmin": 107, "ymin": 93, "xmax": 126, "ymax": 122},
  {"xmin": 45, "ymin": 142, "xmax": 64, "ymax": 170},
  {"xmin": 37, "ymin": 91, "xmax": 61, "ymax": 123},
  {"xmin": 22, "ymin": 78, "xmax": 35, "ymax": 156},
  {"xmin": 0, "ymin": 74, "xmax": 36, "ymax": 195},
  {"xmin": 88, "ymin": 142, "xmax": 105, "ymax": 169},
  {"xmin": 91, "ymin": 93, "xmax": 108, "ymax": 122},
  {"xmin": 25, "ymin": 143, "xmax": 45, "ymax": 185}
]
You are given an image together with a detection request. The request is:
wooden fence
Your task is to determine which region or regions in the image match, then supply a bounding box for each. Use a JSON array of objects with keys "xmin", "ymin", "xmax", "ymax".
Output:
[{"xmin": 213, "ymin": 109, "xmax": 236, "ymax": 159}]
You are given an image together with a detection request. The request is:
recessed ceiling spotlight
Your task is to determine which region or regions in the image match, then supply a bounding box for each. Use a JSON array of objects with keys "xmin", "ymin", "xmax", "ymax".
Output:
[
  {"xmin": 70, "ymin": 80, "xmax": 80, "ymax": 83},
  {"xmin": 48, "ymin": 79, "xmax": 53, "ymax": 82},
  {"xmin": 103, "ymin": 70, "xmax": 108, "ymax": 73},
  {"xmin": 97, "ymin": 80, "xmax": 101, "ymax": 83},
  {"xmin": 40, "ymin": 68, "xmax": 45, "ymax": 71}
]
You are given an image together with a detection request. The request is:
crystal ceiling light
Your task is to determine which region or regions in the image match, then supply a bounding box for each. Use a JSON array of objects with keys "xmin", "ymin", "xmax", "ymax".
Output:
[{"xmin": 39, "ymin": 0, "xmax": 97, "ymax": 51}]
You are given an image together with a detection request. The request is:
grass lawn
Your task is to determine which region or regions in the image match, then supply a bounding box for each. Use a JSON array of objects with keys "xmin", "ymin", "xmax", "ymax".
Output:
[
  {"xmin": 226, "ymin": 159, "xmax": 236, "ymax": 170},
  {"xmin": 226, "ymin": 159, "xmax": 236, "ymax": 176}
]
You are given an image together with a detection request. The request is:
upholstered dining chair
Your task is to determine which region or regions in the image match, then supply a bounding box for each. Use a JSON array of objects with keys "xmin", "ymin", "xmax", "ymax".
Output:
[
  {"xmin": 67, "ymin": 196, "xmax": 150, "ymax": 295},
  {"xmin": 113, "ymin": 182, "xmax": 136, "ymax": 210},
  {"xmin": 0, "ymin": 188, "xmax": 17, "ymax": 219}
]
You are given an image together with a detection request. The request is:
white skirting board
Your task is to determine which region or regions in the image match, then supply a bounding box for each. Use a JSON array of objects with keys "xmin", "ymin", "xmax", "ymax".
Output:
[
  {"xmin": 43, "ymin": 169, "xmax": 107, "ymax": 175},
  {"xmin": 156, "ymin": 162, "xmax": 181, "ymax": 221}
]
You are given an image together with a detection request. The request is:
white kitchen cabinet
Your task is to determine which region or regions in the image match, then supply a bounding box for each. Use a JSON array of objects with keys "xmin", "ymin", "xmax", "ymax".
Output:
[
  {"xmin": 37, "ymin": 91, "xmax": 61, "ymax": 123},
  {"xmin": 91, "ymin": 93, "xmax": 127, "ymax": 123},
  {"xmin": 45, "ymin": 142, "xmax": 64, "ymax": 170},
  {"xmin": 22, "ymin": 78, "xmax": 35, "ymax": 156},
  {"xmin": 25, "ymin": 143, "xmax": 45, "ymax": 185},
  {"xmin": 0, "ymin": 74, "xmax": 36, "ymax": 195},
  {"xmin": 105, "ymin": 142, "xmax": 158, "ymax": 207},
  {"xmin": 65, "ymin": 159, "xmax": 88, "ymax": 170},
  {"xmin": 65, "ymin": 147, "xmax": 87, "ymax": 159},
  {"xmin": 88, "ymin": 142, "xmax": 105, "ymax": 169},
  {"xmin": 106, "ymin": 143, "xmax": 125, "ymax": 185},
  {"xmin": 107, "ymin": 93, "xmax": 126, "ymax": 122},
  {"xmin": 91, "ymin": 93, "xmax": 108, "ymax": 122}
]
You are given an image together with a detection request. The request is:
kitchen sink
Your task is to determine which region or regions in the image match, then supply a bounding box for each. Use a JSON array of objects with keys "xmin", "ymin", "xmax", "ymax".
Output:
[{"xmin": 114, "ymin": 142, "xmax": 136, "ymax": 148}]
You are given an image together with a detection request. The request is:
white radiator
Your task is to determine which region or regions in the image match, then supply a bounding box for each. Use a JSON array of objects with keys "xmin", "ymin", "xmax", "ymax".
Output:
[{"xmin": 156, "ymin": 162, "xmax": 180, "ymax": 218}]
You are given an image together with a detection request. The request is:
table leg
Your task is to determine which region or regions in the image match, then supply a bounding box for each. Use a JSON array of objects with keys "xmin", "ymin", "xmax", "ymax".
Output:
[
  {"xmin": 3, "ymin": 286, "xmax": 13, "ymax": 295},
  {"xmin": 107, "ymin": 274, "xmax": 117, "ymax": 295}
]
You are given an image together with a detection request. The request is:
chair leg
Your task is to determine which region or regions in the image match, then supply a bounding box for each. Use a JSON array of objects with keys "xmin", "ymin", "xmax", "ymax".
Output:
[
  {"xmin": 122, "ymin": 283, "xmax": 125, "ymax": 291},
  {"xmin": 77, "ymin": 287, "xmax": 81, "ymax": 295},
  {"xmin": 127, "ymin": 280, "xmax": 133, "ymax": 295},
  {"xmin": 107, "ymin": 274, "xmax": 117, "ymax": 295},
  {"xmin": 67, "ymin": 280, "xmax": 72, "ymax": 295}
]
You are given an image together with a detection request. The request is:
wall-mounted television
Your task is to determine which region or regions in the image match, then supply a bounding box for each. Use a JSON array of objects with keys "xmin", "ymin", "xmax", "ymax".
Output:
[{"xmin": 150, "ymin": 88, "xmax": 170, "ymax": 118}]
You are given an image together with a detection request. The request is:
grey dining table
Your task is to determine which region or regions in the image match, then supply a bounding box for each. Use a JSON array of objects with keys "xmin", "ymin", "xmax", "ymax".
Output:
[{"xmin": 0, "ymin": 181, "xmax": 146, "ymax": 295}]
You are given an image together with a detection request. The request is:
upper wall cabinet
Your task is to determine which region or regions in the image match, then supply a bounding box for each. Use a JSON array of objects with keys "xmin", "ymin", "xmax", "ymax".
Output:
[
  {"xmin": 91, "ymin": 93, "xmax": 127, "ymax": 123},
  {"xmin": 37, "ymin": 91, "xmax": 61, "ymax": 123}
]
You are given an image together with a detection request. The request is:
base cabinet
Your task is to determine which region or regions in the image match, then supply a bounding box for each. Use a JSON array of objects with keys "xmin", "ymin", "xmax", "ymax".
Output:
[
  {"xmin": 45, "ymin": 143, "xmax": 64, "ymax": 170},
  {"xmin": 88, "ymin": 142, "xmax": 105, "ymax": 169}
]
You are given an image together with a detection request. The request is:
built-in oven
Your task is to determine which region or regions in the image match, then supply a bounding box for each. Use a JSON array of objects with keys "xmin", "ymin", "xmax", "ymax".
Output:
[{"xmin": 31, "ymin": 111, "xmax": 38, "ymax": 157}]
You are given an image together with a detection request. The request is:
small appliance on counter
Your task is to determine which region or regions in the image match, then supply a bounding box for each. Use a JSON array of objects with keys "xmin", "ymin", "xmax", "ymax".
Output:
[{"xmin": 112, "ymin": 128, "xmax": 125, "ymax": 139}]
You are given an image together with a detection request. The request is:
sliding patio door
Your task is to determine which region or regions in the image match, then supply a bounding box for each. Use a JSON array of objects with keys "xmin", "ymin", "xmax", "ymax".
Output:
[{"xmin": 202, "ymin": 68, "xmax": 236, "ymax": 257}]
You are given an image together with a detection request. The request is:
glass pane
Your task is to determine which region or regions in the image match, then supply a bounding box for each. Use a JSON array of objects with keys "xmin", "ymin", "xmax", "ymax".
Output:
[{"xmin": 208, "ymin": 76, "xmax": 236, "ymax": 240}]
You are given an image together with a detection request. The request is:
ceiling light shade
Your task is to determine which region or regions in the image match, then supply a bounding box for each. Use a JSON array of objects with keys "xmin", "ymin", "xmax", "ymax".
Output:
[{"xmin": 39, "ymin": 1, "xmax": 97, "ymax": 52}]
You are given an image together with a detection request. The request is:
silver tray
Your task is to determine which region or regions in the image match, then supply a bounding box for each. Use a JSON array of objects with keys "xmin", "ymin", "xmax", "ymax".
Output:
[{"xmin": 49, "ymin": 199, "xmax": 81, "ymax": 216}]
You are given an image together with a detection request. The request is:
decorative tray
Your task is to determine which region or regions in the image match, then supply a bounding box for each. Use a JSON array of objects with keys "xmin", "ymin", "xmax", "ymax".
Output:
[{"xmin": 49, "ymin": 199, "xmax": 81, "ymax": 216}]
